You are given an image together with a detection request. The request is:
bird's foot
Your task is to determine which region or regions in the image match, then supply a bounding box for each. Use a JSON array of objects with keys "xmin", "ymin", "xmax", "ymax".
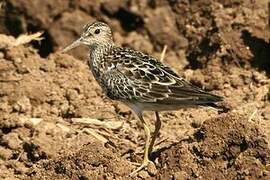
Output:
[{"xmin": 129, "ymin": 159, "xmax": 152, "ymax": 177}]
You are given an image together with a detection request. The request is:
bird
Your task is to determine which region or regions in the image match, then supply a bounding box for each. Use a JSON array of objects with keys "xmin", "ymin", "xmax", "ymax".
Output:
[{"xmin": 62, "ymin": 21, "xmax": 223, "ymax": 176}]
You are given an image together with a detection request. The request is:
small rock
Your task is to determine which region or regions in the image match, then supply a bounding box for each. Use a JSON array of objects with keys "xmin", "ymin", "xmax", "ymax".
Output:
[
  {"xmin": 174, "ymin": 171, "xmax": 188, "ymax": 180},
  {"xmin": 1, "ymin": 132, "xmax": 22, "ymax": 150},
  {"xmin": 50, "ymin": 106, "xmax": 60, "ymax": 115},
  {"xmin": 60, "ymin": 101, "xmax": 70, "ymax": 115},
  {"xmin": 0, "ymin": 146, "xmax": 13, "ymax": 160},
  {"xmin": 13, "ymin": 96, "xmax": 32, "ymax": 113},
  {"xmin": 266, "ymin": 164, "xmax": 270, "ymax": 171},
  {"xmin": 147, "ymin": 161, "xmax": 158, "ymax": 176},
  {"xmin": 138, "ymin": 170, "xmax": 150, "ymax": 179},
  {"xmin": 0, "ymin": 51, "xmax": 4, "ymax": 59},
  {"xmin": 32, "ymin": 105, "xmax": 45, "ymax": 118},
  {"xmin": 0, "ymin": 101, "xmax": 10, "ymax": 112},
  {"xmin": 0, "ymin": 34, "xmax": 16, "ymax": 49},
  {"xmin": 66, "ymin": 89, "xmax": 79, "ymax": 101},
  {"xmin": 252, "ymin": 71, "xmax": 267, "ymax": 84},
  {"xmin": 29, "ymin": 118, "xmax": 43, "ymax": 126},
  {"xmin": 262, "ymin": 107, "xmax": 270, "ymax": 121},
  {"xmin": 230, "ymin": 74, "xmax": 243, "ymax": 88},
  {"xmin": 191, "ymin": 118, "xmax": 203, "ymax": 128},
  {"xmin": 8, "ymin": 160, "xmax": 28, "ymax": 174},
  {"xmin": 39, "ymin": 59, "xmax": 56, "ymax": 72},
  {"xmin": 14, "ymin": 57, "xmax": 22, "ymax": 63}
]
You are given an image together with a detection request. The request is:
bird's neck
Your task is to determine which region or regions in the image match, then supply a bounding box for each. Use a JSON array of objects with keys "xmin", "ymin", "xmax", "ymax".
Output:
[{"xmin": 88, "ymin": 43, "xmax": 114, "ymax": 80}]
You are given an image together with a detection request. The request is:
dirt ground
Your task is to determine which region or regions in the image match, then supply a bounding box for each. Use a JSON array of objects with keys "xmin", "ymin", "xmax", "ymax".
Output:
[{"xmin": 0, "ymin": 0, "xmax": 269, "ymax": 179}]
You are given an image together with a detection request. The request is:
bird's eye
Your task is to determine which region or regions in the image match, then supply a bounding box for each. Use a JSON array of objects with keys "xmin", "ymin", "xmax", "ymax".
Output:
[{"xmin": 94, "ymin": 29, "xmax": 100, "ymax": 34}]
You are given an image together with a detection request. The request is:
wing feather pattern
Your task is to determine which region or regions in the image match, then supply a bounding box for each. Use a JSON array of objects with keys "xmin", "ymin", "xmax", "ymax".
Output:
[{"xmin": 101, "ymin": 47, "xmax": 223, "ymax": 106}]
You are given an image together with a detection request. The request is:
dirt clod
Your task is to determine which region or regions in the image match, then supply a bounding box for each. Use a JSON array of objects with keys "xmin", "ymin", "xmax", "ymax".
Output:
[{"xmin": 157, "ymin": 113, "xmax": 270, "ymax": 179}]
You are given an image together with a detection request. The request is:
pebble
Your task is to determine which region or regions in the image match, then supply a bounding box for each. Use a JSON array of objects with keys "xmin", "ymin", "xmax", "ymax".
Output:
[
  {"xmin": 13, "ymin": 96, "xmax": 32, "ymax": 113},
  {"xmin": 8, "ymin": 160, "xmax": 28, "ymax": 174},
  {"xmin": 191, "ymin": 118, "xmax": 203, "ymax": 128},
  {"xmin": 0, "ymin": 146, "xmax": 13, "ymax": 160},
  {"xmin": 0, "ymin": 51, "xmax": 4, "ymax": 59},
  {"xmin": 1, "ymin": 132, "xmax": 22, "ymax": 150},
  {"xmin": 173, "ymin": 171, "xmax": 188, "ymax": 180},
  {"xmin": 147, "ymin": 161, "xmax": 158, "ymax": 176},
  {"xmin": 262, "ymin": 107, "xmax": 270, "ymax": 121},
  {"xmin": 138, "ymin": 170, "xmax": 150, "ymax": 179}
]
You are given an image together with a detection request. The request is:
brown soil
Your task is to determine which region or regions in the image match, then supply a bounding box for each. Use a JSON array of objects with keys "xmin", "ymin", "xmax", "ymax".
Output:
[{"xmin": 0, "ymin": 0, "xmax": 269, "ymax": 179}]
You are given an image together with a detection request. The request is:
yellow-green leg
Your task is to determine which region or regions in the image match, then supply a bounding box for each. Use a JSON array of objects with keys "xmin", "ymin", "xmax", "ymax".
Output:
[
  {"xmin": 129, "ymin": 111, "xmax": 161, "ymax": 176},
  {"xmin": 149, "ymin": 111, "xmax": 161, "ymax": 156},
  {"xmin": 129, "ymin": 113, "xmax": 151, "ymax": 176}
]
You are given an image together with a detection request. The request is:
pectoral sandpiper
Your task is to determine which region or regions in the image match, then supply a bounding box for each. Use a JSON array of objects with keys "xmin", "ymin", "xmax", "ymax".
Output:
[{"xmin": 62, "ymin": 21, "xmax": 223, "ymax": 176}]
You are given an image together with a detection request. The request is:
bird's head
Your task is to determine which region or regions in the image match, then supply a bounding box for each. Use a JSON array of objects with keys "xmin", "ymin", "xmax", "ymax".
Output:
[{"xmin": 62, "ymin": 21, "xmax": 114, "ymax": 53}]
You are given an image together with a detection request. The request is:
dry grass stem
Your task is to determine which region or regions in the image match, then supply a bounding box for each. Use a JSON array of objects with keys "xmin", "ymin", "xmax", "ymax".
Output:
[
  {"xmin": 83, "ymin": 128, "xmax": 108, "ymax": 144},
  {"xmin": 248, "ymin": 109, "xmax": 258, "ymax": 122},
  {"xmin": 56, "ymin": 123, "xmax": 70, "ymax": 132},
  {"xmin": 160, "ymin": 45, "xmax": 167, "ymax": 62},
  {"xmin": 15, "ymin": 31, "xmax": 44, "ymax": 46},
  {"xmin": 71, "ymin": 118, "xmax": 124, "ymax": 130},
  {"xmin": 20, "ymin": 117, "xmax": 43, "ymax": 126}
]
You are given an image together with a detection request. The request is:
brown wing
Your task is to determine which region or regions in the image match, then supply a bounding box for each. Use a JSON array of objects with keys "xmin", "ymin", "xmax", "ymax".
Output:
[{"xmin": 102, "ymin": 47, "xmax": 223, "ymax": 105}]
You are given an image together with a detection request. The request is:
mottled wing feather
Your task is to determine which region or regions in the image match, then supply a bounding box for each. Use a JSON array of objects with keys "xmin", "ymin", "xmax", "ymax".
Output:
[{"xmin": 102, "ymin": 47, "xmax": 222, "ymax": 105}]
